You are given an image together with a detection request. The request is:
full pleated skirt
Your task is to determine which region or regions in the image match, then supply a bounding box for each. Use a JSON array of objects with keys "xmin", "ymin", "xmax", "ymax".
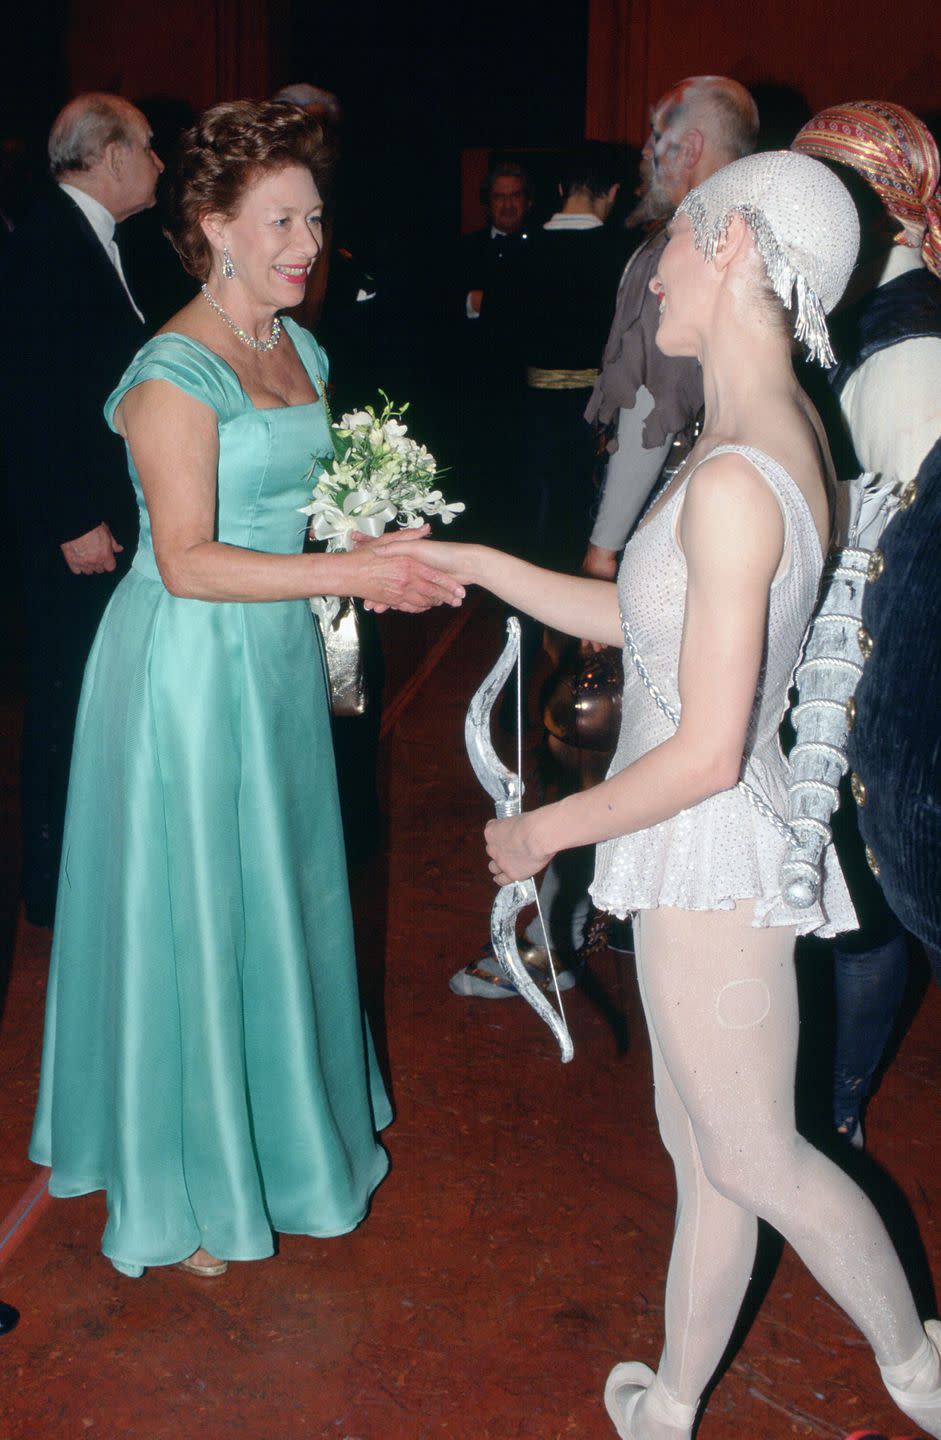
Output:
[{"xmin": 30, "ymin": 570, "xmax": 391, "ymax": 1270}]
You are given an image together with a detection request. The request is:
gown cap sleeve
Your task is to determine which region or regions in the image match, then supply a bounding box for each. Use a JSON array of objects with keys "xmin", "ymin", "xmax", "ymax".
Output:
[{"xmin": 105, "ymin": 335, "xmax": 242, "ymax": 431}]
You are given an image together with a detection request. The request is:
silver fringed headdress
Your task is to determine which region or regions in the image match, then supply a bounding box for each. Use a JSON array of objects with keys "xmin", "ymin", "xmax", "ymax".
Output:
[{"xmin": 677, "ymin": 150, "xmax": 860, "ymax": 366}]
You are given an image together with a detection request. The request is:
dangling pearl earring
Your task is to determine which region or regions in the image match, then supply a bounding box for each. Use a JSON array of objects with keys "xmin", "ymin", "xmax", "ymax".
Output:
[{"xmin": 222, "ymin": 245, "xmax": 235, "ymax": 280}]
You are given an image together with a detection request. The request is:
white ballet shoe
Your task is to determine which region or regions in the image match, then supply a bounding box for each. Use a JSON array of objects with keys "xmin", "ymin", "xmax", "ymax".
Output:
[
  {"xmin": 604, "ymin": 1362, "xmax": 656, "ymax": 1439},
  {"xmin": 880, "ymin": 1319, "xmax": 941, "ymax": 1439}
]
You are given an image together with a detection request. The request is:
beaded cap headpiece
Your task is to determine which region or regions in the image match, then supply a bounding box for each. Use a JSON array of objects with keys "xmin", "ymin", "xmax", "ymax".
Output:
[{"xmin": 676, "ymin": 149, "xmax": 860, "ymax": 367}]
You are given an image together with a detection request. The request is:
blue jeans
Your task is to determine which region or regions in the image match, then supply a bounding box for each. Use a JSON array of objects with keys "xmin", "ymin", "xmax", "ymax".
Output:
[{"xmin": 832, "ymin": 933, "xmax": 909, "ymax": 1133}]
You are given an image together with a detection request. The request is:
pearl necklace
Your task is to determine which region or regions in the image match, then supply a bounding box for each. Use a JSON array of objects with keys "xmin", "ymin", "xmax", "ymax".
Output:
[{"xmin": 201, "ymin": 285, "xmax": 282, "ymax": 352}]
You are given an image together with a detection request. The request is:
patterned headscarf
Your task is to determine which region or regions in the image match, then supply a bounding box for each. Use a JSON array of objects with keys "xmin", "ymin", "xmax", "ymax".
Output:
[{"xmin": 792, "ymin": 102, "xmax": 941, "ymax": 278}]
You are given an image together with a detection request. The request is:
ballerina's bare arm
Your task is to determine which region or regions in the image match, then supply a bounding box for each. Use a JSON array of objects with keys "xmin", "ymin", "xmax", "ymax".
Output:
[
  {"xmin": 484, "ymin": 453, "xmax": 788, "ymax": 884},
  {"xmin": 115, "ymin": 379, "xmax": 465, "ymax": 611},
  {"xmin": 374, "ymin": 537, "xmax": 623, "ymax": 647}
]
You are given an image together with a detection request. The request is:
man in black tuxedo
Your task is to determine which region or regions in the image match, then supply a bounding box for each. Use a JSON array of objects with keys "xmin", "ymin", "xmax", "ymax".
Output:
[
  {"xmin": 0, "ymin": 93, "xmax": 163, "ymax": 926},
  {"xmin": 460, "ymin": 158, "xmax": 533, "ymax": 324},
  {"xmin": 458, "ymin": 158, "xmax": 534, "ymax": 543}
]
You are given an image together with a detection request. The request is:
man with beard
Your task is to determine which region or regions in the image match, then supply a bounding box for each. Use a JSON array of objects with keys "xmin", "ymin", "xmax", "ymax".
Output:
[{"xmin": 582, "ymin": 76, "xmax": 759, "ymax": 580}]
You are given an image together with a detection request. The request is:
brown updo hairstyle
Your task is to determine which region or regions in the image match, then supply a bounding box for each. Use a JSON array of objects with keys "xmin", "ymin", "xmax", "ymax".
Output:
[{"xmin": 165, "ymin": 99, "xmax": 333, "ymax": 281}]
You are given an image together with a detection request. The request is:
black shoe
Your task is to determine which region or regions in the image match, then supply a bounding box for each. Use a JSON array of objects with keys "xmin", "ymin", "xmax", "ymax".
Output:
[
  {"xmin": 607, "ymin": 918, "xmax": 635, "ymax": 954},
  {"xmin": 0, "ymin": 1302, "xmax": 19, "ymax": 1335}
]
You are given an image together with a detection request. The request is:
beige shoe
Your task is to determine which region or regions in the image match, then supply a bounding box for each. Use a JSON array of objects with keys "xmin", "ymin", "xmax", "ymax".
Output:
[{"xmin": 178, "ymin": 1249, "xmax": 228, "ymax": 1277}]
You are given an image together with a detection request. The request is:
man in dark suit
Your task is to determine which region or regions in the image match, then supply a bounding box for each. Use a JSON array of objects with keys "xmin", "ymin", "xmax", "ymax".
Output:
[
  {"xmin": 0, "ymin": 93, "xmax": 162, "ymax": 926},
  {"xmin": 458, "ymin": 158, "xmax": 534, "ymax": 543},
  {"xmin": 460, "ymin": 158, "xmax": 533, "ymax": 324}
]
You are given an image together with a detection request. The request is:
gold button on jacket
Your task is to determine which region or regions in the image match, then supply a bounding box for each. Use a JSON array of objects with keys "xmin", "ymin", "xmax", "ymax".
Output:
[
  {"xmin": 899, "ymin": 479, "xmax": 918, "ymax": 510},
  {"xmin": 850, "ymin": 772, "xmax": 867, "ymax": 807}
]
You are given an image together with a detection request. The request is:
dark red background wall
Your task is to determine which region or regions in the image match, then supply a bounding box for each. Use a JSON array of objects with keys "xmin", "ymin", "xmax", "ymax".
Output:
[
  {"xmin": 3, "ymin": 2, "xmax": 937, "ymax": 295},
  {"xmin": 4, "ymin": 1, "xmax": 937, "ymax": 153},
  {"xmin": 586, "ymin": 0, "xmax": 940, "ymax": 146}
]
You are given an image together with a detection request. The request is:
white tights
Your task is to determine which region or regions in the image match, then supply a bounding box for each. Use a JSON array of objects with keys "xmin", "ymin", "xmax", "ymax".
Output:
[{"xmin": 624, "ymin": 902, "xmax": 935, "ymax": 1439}]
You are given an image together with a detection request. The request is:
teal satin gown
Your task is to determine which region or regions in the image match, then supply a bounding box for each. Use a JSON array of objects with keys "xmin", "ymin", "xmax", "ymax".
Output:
[{"xmin": 29, "ymin": 319, "xmax": 391, "ymax": 1273}]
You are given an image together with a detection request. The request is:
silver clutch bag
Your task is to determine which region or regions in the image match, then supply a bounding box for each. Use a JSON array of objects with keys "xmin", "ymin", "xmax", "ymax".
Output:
[{"xmin": 320, "ymin": 597, "xmax": 367, "ymax": 717}]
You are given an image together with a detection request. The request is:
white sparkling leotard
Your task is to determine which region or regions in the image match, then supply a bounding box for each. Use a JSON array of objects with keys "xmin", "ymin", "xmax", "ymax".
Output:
[{"xmin": 590, "ymin": 444, "xmax": 857, "ymax": 936}]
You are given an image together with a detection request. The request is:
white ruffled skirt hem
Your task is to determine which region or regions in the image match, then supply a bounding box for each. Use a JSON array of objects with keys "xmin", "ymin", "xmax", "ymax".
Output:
[{"xmin": 590, "ymin": 783, "xmax": 857, "ymax": 940}]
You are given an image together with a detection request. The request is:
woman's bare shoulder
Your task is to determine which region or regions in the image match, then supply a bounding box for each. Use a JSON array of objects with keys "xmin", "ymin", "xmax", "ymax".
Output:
[
  {"xmin": 153, "ymin": 294, "xmax": 208, "ymax": 340},
  {"xmin": 681, "ymin": 449, "xmax": 786, "ymax": 574},
  {"xmin": 687, "ymin": 447, "xmax": 786, "ymax": 507}
]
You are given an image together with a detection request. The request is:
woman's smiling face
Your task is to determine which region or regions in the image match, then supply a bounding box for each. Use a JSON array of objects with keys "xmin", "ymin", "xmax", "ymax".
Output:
[{"xmin": 212, "ymin": 163, "xmax": 324, "ymax": 308}]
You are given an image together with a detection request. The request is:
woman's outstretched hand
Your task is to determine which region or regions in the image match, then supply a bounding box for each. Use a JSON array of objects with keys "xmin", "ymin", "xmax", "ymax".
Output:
[
  {"xmin": 351, "ymin": 527, "xmax": 466, "ymax": 613},
  {"xmin": 361, "ymin": 533, "xmax": 476, "ymax": 601},
  {"xmin": 484, "ymin": 813, "xmax": 555, "ymax": 886}
]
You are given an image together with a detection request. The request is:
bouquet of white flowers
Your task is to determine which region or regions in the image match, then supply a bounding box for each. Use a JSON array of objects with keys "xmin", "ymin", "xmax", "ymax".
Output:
[
  {"xmin": 301, "ymin": 394, "xmax": 463, "ymax": 627},
  {"xmin": 302, "ymin": 394, "xmax": 464, "ymax": 716}
]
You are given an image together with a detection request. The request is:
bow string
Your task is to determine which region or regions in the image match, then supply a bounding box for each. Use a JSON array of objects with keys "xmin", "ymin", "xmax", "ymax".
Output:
[{"xmin": 464, "ymin": 616, "xmax": 574, "ymax": 1063}]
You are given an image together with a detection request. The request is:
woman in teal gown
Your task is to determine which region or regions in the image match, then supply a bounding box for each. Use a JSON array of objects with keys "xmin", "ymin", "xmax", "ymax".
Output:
[{"xmin": 29, "ymin": 100, "xmax": 462, "ymax": 1277}]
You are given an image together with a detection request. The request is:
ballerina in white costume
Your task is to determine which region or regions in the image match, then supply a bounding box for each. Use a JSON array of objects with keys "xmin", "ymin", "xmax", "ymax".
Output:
[{"xmin": 381, "ymin": 150, "xmax": 941, "ymax": 1438}]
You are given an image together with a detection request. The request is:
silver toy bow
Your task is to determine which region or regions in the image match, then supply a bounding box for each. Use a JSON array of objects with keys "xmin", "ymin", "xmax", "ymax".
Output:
[{"xmin": 464, "ymin": 616, "xmax": 574, "ymax": 1063}]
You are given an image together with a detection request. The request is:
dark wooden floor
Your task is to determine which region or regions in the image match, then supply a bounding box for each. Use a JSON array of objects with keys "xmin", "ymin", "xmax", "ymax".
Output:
[{"xmin": 0, "ymin": 593, "xmax": 938, "ymax": 1440}]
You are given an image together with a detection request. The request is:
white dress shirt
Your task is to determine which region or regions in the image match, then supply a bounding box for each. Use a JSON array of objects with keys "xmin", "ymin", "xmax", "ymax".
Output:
[
  {"xmin": 542, "ymin": 211, "xmax": 603, "ymax": 231},
  {"xmin": 59, "ymin": 182, "xmax": 145, "ymax": 323}
]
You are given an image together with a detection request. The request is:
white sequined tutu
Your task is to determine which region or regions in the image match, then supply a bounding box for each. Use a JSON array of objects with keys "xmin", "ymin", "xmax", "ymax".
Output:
[{"xmin": 590, "ymin": 445, "xmax": 857, "ymax": 938}]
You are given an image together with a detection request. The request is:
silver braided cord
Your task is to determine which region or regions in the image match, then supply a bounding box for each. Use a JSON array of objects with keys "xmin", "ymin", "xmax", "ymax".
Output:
[
  {"xmin": 790, "ymin": 778, "xmax": 842, "ymax": 801},
  {"xmin": 787, "ymin": 815, "xmax": 833, "ymax": 841},
  {"xmin": 796, "ymin": 656, "xmax": 865, "ymax": 681},
  {"xmin": 791, "ymin": 697, "xmax": 849, "ymax": 721},
  {"xmin": 620, "ymin": 615, "xmax": 800, "ymax": 845}
]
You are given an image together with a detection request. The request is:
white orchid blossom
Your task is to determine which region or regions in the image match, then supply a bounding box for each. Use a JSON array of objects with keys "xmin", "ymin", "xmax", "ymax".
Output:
[
  {"xmin": 338, "ymin": 410, "xmax": 374, "ymax": 430},
  {"xmin": 382, "ymin": 419, "xmax": 410, "ymax": 451}
]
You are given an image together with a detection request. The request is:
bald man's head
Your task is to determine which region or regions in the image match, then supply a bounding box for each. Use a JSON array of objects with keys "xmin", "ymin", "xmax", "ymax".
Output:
[
  {"xmin": 674, "ymin": 76, "xmax": 760, "ymax": 161},
  {"xmin": 630, "ymin": 75, "xmax": 759, "ymax": 225},
  {"xmin": 49, "ymin": 93, "xmax": 145, "ymax": 177},
  {"xmin": 49, "ymin": 93, "xmax": 163, "ymax": 222}
]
